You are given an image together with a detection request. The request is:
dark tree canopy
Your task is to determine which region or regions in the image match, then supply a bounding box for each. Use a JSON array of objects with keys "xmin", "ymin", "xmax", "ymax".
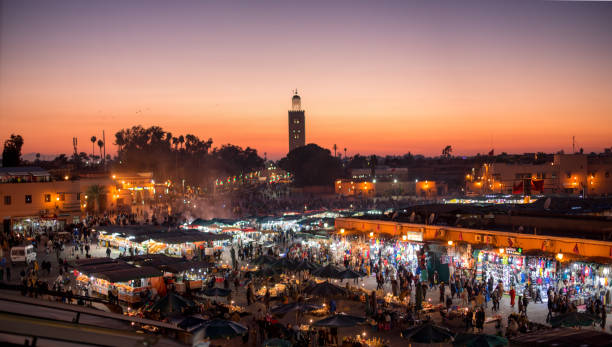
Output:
[
  {"xmin": 278, "ymin": 143, "xmax": 344, "ymax": 187},
  {"xmin": 2, "ymin": 134, "xmax": 24, "ymax": 167},
  {"xmin": 113, "ymin": 125, "xmax": 264, "ymax": 185}
]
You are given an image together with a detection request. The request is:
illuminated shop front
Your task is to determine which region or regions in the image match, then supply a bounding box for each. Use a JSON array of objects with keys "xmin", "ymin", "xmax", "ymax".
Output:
[
  {"xmin": 476, "ymin": 248, "xmax": 525, "ymax": 289},
  {"xmin": 558, "ymin": 262, "xmax": 612, "ymax": 305}
]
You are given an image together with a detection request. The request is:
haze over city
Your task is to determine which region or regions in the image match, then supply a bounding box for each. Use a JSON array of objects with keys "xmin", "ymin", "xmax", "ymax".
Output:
[{"xmin": 1, "ymin": 0, "xmax": 611, "ymax": 159}]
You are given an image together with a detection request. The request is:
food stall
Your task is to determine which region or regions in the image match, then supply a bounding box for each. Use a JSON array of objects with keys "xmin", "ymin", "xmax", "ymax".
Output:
[
  {"xmin": 96, "ymin": 226, "xmax": 231, "ymax": 258},
  {"xmin": 72, "ymin": 258, "xmax": 162, "ymax": 303}
]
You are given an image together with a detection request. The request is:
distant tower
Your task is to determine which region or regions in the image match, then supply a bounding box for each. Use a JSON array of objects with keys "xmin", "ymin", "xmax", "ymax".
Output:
[{"xmin": 288, "ymin": 90, "xmax": 305, "ymax": 153}]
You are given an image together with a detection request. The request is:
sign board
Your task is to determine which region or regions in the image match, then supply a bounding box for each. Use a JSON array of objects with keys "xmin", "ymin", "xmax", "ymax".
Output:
[
  {"xmin": 204, "ymin": 247, "xmax": 214, "ymax": 256},
  {"xmin": 506, "ymin": 247, "xmax": 523, "ymax": 256},
  {"xmin": 405, "ymin": 231, "xmax": 423, "ymax": 242}
]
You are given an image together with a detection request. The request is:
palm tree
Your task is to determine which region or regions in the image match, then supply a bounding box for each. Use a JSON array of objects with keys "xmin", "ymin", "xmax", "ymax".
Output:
[
  {"xmin": 90, "ymin": 136, "xmax": 96, "ymax": 157},
  {"xmin": 178, "ymin": 135, "xmax": 185, "ymax": 150},
  {"xmin": 442, "ymin": 145, "xmax": 453, "ymax": 159},
  {"xmin": 343, "ymin": 147, "xmax": 347, "ymax": 159},
  {"xmin": 97, "ymin": 139, "xmax": 104, "ymax": 161},
  {"xmin": 333, "ymin": 144, "xmax": 337, "ymax": 157},
  {"xmin": 85, "ymin": 184, "xmax": 108, "ymax": 213}
]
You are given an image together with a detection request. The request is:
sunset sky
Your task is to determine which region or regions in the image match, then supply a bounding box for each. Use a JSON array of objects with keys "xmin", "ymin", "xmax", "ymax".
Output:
[{"xmin": 1, "ymin": 0, "xmax": 611, "ymax": 159}]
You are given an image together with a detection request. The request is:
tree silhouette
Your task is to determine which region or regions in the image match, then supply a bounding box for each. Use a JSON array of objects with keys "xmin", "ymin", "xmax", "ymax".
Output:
[
  {"xmin": 86, "ymin": 184, "xmax": 108, "ymax": 213},
  {"xmin": 97, "ymin": 139, "xmax": 104, "ymax": 160},
  {"xmin": 442, "ymin": 145, "xmax": 453, "ymax": 159},
  {"xmin": 279, "ymin": 144, "xmax": 344, "ymax": 187},
  {"xmin": 90, "ymin": 136, "xmax": 97, "ymax": 158},
  {"xmin": 113, "ymin": 125, "xmax": 264, "ymax": 186},
  {"xmin": 2, "ymin": 134, "xmax": 24, "ymax": 167}
]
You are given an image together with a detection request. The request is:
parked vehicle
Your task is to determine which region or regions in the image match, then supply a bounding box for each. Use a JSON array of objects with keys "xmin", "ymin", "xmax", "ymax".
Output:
[{"xmin": 10, "ymin": 245, "xmax": 37, "ymax": 264}]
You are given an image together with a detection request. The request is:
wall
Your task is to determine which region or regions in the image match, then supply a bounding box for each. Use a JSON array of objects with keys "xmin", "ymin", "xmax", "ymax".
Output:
[
  {"xmin": 335, "ymin": 217, "xmax": 612, "ymax": 260},
  {"xmin": 0, "ymin": 180, "xmax": 81, "ymax": 219}
]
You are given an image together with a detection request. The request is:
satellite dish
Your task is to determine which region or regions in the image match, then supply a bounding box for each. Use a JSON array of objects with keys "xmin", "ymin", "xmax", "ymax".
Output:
[{"xmin": 544, "ymin": 197, "xmax": 552, "ymax": 210}]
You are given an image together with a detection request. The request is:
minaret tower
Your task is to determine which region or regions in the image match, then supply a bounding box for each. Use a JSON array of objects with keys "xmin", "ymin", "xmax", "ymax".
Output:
[{"xmin": 288, "ymin": 89, "xmax": 305, "ymax": 153}]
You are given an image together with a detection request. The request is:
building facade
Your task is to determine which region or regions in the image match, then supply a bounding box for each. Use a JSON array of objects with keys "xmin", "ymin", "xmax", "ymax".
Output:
[
  {"xmin": 288, "ymin": 90, "xmax": 305, "ymax": 153},
  {"xmin": 466, "ymin": 154, "xmax": 612, "ymax": 196},
  {"xmin": 0, "ymin": 167, "xmax": 82, "ymax": 233}
]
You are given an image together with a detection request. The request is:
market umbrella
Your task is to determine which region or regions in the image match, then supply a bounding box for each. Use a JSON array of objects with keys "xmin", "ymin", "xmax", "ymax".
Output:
[
  {"xmin": 311, "ymin": 264, "xmax": 342, "ymax": 278},
  {"xmin": 271, "ymin": 257, "xmax": 298, "ymax": 270},
  {"xmin": 312, "ymin": 313, "xmax": 366, "ymax": 328},
  {"xmin": 549, "ymin": 311, "xmax": 601, "ymax": 328},
  {"xmin": 203, "ymin": 287, "xmax": 232, "ymax": 297},
  {"xmin": 453, "ymin": 333, "xmax": 508, "ymax": 347},
  {"xmin": 177, "ymin": 316, "xmax": 207, "ymax": 332},
  {"xmin": 263, "ymin": 338, "xmax": 292, "ymax": 347},
  {"xmin": 401, "ymin": 323, "xmax": 455, "ymax": 343},
  {"xmin": 252, "ymin": 255, "xmax": 278, "ymax": 265},
  {"xmin": 193, "ymin": 319, "xmax": 248, "ymax": 340},
  {"xmin": 336, "ymin": 269, "xmax": 365, "ymax": 279},
  {"xmin": 294, "ymin": 260, "xmax": 319, "ymax": 272},
  {"xmin": 270, "ymin": 302, "xmax": 323, "ymax": 316},
  {"xmin": 255, "ymin": 266, "xmax": 282, "ymax": 277},
  {"xmin": 150, "ymin": 293, "xmax": 195, "ymax": 317},
  {"xmin": 304, "ymin": 281, "xmax": 347, "ymax": 298}
]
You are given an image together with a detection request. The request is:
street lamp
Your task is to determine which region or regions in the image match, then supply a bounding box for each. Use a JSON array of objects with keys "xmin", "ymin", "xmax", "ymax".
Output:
[{"xmin": 447, "ymin": 240, "xmax": 453, "ymax": 246}]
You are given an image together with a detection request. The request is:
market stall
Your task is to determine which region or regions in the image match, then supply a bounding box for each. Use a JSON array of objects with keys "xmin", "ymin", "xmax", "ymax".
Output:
[
  {"xmin": 476, "ymin": 248, "xmax": 525, "ymax": 290},
  {"xmin": 72, "ymin": 258, "xmax": 163, "ymax": 303}
]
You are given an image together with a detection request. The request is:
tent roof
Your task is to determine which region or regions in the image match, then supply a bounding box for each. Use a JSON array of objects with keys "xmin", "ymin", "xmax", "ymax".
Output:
[
  {"xmin": 94, "ymin": 266, "xmax": 162, "ymax": 283},
  {"xmin": 510, "ymin": 327, "xmax": 612, "ymax": 347}
]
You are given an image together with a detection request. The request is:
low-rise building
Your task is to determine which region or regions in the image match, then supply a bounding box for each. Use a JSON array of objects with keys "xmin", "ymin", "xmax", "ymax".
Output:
[
  {"xmin": 466, "ymin": 154, "xmax": 612, "ymax": 196},
  {"xmin": 0, "ymin": 167, "xmax": 82, "ymax": 233},
  {"xmin": 335, "ymin": 178, "xmax": 444, "ymax": 197}
]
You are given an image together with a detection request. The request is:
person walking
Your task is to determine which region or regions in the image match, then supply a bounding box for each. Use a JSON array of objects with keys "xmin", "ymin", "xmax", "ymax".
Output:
[
  {"xmin": 465, "ymin": 309, "xmax": 474, "ymax": 332},
  {"xmin": 547, "ymin": 296, "xmax": 554, "ymax": 322},
  {"xmin": 476, "ymin": 308, "xmax": 485, "ymax": 333},
  {"xmin": 510, "ymin": 286, "xmax": 516, "ymax": 308}
]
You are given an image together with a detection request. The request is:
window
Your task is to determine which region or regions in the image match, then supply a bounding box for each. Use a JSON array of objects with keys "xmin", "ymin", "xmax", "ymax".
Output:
[
  {"xmin": 59, "ymin": 193, "xmax": 65, "ymax": 201},
  {"xmin": 45, "ymin": 194, "xmax": 51, "ymax": 202},
  {"xmin": 25, "ymin": 195, "xmax": 32, "ymax": 204},
  {"xmin": 4, "ymin": 196, "xmax": 11, "ymax": 205}
]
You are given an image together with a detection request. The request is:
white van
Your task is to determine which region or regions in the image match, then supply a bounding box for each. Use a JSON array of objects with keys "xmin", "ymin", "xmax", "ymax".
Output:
[{"xmin": 10, "ymin": 245, "xmax": 37, "ymax": 264}]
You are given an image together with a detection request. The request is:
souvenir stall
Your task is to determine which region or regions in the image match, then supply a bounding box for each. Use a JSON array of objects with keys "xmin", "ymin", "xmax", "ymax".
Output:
[
  {"xmin": 367, "ymin": 238, "xmax": 423, "ymax": 273},
  {"xmin": 476, "ymin": 249, "xmax": 525, "ymax": 290},
  {"xmin": 445, "ymin": 243, "xmax": 474, "ymax": 277},
  {"xmin": 558, "ymin": 262, "xmax": 612, "ymax": 306},
  {"xmin": 525, "ymin": 255, "xmax": 557, "ymax": 300}
]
